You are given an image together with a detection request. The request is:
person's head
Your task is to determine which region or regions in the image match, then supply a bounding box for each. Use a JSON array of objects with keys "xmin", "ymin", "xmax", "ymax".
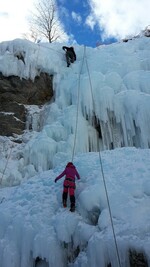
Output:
[{"xmin": 66, "ymin": 162, "xmax": 74, "ymax": 167}]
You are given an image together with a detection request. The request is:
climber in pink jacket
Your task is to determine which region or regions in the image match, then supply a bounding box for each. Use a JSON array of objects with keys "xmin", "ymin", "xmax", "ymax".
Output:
[{"xmin": 55, "ymin": 162, "xmax": 80, "ymax": 212}]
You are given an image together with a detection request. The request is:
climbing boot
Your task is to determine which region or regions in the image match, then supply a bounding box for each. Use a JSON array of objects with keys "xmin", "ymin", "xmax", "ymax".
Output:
[
  {"xmin": 70, "ymin": 206, "xmax": 75, "ymax": 212},
  {"xmin": 63, "ymin": 200, "xmax": 67, "ymax": 208},
  {"xmin": 62, "ymin": 192, "xmax": 68, "ymax": 208},
  {"xmin": 70, "ymin": 195, "xmax": 75, "ymax": 212}
]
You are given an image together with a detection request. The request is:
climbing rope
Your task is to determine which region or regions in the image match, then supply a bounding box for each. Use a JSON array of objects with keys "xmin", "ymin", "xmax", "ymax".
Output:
[
  {"xmin": 82, "ymin": 46, "xmax": 122, "ymax": 267},
  {"xmin": 71, "ymin": 46, "xmax": 86, "ymax": 162},
  {"xmin": 36, "ymin": 43, "xmax": 64, "ymax": 55}
]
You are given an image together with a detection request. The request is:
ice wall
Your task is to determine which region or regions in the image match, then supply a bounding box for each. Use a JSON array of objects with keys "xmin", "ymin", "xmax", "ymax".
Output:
[
  {"xmin": 26, "ymin": 36, "xmax": 150, "ymax": 173},
  {"xmin": 0, "ymin": 37, "xmax": 150, "ymax": 177}
]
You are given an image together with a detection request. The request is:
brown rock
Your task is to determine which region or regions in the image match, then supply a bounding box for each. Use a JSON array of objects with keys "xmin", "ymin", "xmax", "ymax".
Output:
[{"xmin": 0, "ymin": 72, "xmax": 53, "ymax": 136}]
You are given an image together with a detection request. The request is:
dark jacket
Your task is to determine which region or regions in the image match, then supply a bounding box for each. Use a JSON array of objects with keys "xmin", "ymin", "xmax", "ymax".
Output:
[{"xmin": 62, "ymin": 46, "xmax": 76, "ymax": 61}]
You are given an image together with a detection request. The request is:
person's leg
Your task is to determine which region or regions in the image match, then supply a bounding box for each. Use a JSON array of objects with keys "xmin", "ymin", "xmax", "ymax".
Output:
[
  {"xmin": 69, "ymin": 186, "xmax": 75, "ymax": 212},
  {"xmin": 62, "ymin": 180, "xmax": 68, "ymax": 207},
  {"xmin": 66, "ymin": 52, "xmax": 70, "ymax": 67},
  {"xmin": 62, "ymin": 190, "xmax": 68, "ymax": 207},
  {"xmin": 70, "ymin": 195, "xmax": 75, "ymax": 211},
  {"xmin": 70, "ymin": 55, "xmax": 75, "ymax": 63}
]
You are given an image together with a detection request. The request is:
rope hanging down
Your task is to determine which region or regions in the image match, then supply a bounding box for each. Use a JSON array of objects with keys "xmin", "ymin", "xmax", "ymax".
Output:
[
  {"xmin": 71, "ymin": 46, "xmax": 86, "ymax": 162},
  {"xmin": 72, "ymin": 45, "xmax": 122, "ymax": 267},
  {"xmin": 37, "ymin": 43, "xmax": 64, "ymax": 55}
]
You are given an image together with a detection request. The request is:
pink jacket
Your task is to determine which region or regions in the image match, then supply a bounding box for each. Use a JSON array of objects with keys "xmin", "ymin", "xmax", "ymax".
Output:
[{"xmin": 55, "ymin": 163, "xmax": 80, "ymax": 182}]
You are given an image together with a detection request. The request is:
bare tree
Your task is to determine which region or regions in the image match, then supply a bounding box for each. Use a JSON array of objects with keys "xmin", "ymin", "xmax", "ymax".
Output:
[
  {"xmin": 27, "ymin": 0, "xmax": 66, "ymax": 43},
  {"xmin": 22, "ymin": 27, "xmax": 38, "ymax": 43}
]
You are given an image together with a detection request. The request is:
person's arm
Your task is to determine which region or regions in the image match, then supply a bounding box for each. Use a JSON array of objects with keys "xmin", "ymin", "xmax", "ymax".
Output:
[
  {"xmin": 75, "ymin": 168, "xmax": 80, "ymax": 179},
  {"xmin": 55, "ymin": 169, "xmax": 66, "ymax": 182},
  {"xmin": 62, "ymin": 46, "xmax": 68, "ymax": 51}
]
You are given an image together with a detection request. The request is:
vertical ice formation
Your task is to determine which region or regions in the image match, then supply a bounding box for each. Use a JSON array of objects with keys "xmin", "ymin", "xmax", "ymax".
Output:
[{"xmin": 1, "ymin": 38, "xmax": 150, "ymax": 174}]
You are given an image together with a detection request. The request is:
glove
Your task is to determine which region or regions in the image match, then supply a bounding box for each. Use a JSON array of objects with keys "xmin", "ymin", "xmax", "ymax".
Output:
[{"xmin": 62, "ymin": 46, "xmax": 67, "ymax": 51}]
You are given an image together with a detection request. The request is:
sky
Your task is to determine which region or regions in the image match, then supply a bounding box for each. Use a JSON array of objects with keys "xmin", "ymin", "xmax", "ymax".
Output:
[
  {"xmin": 0, "ymin": 35, "xmax": 150, "ymax": 266},
  {"xmin": 0, "ymin": 0, "xmax": 150, "ymax": 47}
]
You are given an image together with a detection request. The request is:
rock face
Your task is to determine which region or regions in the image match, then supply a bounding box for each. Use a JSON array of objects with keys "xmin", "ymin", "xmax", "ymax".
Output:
[
  {"xmin": 129, "ymin": 249, "xmax": 148, "ymax": 267},
  {"xmin": 123, "ymin": 25, "xmax": 150, "ymax": 42},
  {"xmin": 0, "ymin": 72, "xmax": 53, "ymax": 136}
]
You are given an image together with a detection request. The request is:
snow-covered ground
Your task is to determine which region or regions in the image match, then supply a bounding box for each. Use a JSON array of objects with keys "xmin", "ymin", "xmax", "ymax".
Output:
[{"xmin": 0, "ymin": 36, "xmax": 150, "ymax": 266}]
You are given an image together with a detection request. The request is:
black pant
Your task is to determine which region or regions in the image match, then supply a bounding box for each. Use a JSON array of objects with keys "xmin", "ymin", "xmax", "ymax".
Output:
[
  {"xmin": 62, "ymin": 192, "xmax": 75, "ymax": 208},
  {"xmin": 66, "ymin": 51, "xmax": 75, "ymax": 66}
]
